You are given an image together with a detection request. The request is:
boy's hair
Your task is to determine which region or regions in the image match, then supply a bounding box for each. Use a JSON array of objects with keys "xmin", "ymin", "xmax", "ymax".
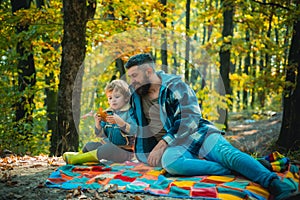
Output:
[
  {"xmin": 124, "ymin": 53, "xmax": 155, "ymax": 69},
  {"xmin": 105, "ymin": 80, "xmax": 130, "ymax": 99}
]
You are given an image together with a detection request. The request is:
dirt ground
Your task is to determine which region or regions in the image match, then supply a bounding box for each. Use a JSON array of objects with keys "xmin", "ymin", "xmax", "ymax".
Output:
[
  {"xmin": 0, "ymin": 112, "xmax": 284, "ymax": 200},
  {"xmin": 225, "ymin": 111, "xmax": 282, "ymax": 156}
]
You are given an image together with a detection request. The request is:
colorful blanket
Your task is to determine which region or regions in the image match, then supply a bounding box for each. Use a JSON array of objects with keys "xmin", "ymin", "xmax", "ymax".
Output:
[{"xmin": 45, "ymin": 152, "xmax": 299, "ymax": 199}]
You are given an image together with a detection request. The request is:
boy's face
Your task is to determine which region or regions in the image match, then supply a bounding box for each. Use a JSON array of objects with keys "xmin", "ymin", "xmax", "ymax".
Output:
[{"xmin": 106, "ymin": 89, "xmax": 128, "ymax": 111}]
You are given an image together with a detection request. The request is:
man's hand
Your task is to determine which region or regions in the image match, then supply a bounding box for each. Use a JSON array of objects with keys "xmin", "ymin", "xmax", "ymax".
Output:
[{"xmin": 147, "ymin": 140, "xmax": 168, "ymax": 167}]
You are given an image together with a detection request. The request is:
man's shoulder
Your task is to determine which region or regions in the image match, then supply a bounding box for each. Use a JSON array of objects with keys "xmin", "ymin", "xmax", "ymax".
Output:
[{"xmin": 157, "ymin": 71, "xmax": 184, "ymax": 87}]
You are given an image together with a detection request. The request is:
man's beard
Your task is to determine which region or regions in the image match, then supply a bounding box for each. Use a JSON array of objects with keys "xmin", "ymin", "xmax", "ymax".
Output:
[
  {"xmin": 136, "ymin": 83, "xmax": 151, "ymax": 96},
  {"xmin": 133, "ymin": 73, "xmax": 151, "ymax": 96}
]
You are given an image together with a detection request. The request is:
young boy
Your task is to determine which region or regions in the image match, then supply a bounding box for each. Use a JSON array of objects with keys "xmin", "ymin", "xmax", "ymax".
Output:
[{"xmin": 63, "ymin": 80, "xmax": 136, "ymax": 164}]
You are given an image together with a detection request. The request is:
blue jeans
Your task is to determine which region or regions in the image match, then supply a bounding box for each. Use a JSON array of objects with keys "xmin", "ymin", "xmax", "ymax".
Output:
[{"xmin": 161, "ymin": 133, "xmax": 278, "ymax": 188}]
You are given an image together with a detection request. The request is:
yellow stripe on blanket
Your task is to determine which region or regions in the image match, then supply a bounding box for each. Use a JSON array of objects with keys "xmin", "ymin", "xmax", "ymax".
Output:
[
  {"xmin": 172, "ymin": 180, "xmax": 195, "ymax": 187},
  {"xmin": 218, "ymin": 193, "xmax": 245, "ymax": 200},
  {"xmin": 146, "ymin": 169, "xmax": 162, "ymax": 176},
  {"xmin": 206, "ymin": 175, "xmax": 235, "ymax": 182},
  {"xmin": 246, "ymin": 185, "xmax": 269, "ymax": 199},
  {"xmin": 285, "ymin": 171, "xmax": 299, "ymax": 182}
]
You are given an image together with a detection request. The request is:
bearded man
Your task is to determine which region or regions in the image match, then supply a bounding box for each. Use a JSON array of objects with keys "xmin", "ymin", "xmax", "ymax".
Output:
[{"xmin": 124, "ymin": 53, "xmax": 298, "ymax": 200}]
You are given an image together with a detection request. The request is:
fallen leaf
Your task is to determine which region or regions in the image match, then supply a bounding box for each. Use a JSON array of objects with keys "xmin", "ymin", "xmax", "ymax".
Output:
[
  {"xmin": 94, "ymin": 192, "xmax": 102, "ymax": 200},
  {"xmin": 66, "ymin": 193, "xmax": 73, "ymax": 199},
  {"xmin": 6, "ymin": 180, "xmax": 19, "ymax": 186},
  {"xmin": 96, "ymin": 185, "xmax": 106, "ymax": 193},
  {"xmin": 107, "ymin": 192, "xmax": 115, "ymax": 198},
  {"xmin": 108, "ymin": 184, "xmax": 118, "ymax": 192},
  {"xmin": 73, "ymin": 186, "xmax": 82, "ymax": 197},
  {"xmin": 78, "ymin": 194, "xmax": 88, "ymax": 199},
  {"xmin": 7, "ymin": 192, "xmax": 23, "ymax": 199},
  {"xmin": 36, "ymin": 182, "xmax": 44, "ymax": 188},
  {"xmin": 134, "ymin": 196, "xmax": 142, "ymax": 200}
]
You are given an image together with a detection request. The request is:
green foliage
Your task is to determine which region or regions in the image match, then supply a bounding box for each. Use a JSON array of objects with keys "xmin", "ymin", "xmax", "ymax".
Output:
[
  {"xmin": 196, "ymin": 86, "xmax": 231, "ymax": 122},
  {"xmin": 0, "ymin": 0, "xmax": 62, "ymax": 155},
  {"xmin": 0, "ymin": 113, "xmax": 50, "ymax": 155},
  {"xmin": 1, "ymin": 0, "xmax": 299, "ymax": 155}
]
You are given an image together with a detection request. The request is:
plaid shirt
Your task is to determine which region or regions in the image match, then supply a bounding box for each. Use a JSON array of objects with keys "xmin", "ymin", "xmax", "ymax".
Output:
[{"xmin": 130, "ymin": 71, "xmax": 223, "ymax": 163}]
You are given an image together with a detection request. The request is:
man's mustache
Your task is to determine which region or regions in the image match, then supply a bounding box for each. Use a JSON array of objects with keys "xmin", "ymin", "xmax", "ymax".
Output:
[
  {"xmin": 129, "ymin": 83, "xmax": 151, "ymax": 96},
  {"xmin": 130, "ymin": 82, "xmax": 142, "ymax": 88}
]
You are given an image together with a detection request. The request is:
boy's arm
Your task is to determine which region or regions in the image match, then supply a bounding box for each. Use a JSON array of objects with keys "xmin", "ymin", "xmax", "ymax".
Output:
[
  {"xmin": 94, "ymin": 113, "xmax": 104, "ymax": 137},
  {"xmin": 123, "ymin": 111, "xmax": 138, "ymax": 136},
  {"xmin": 95, "ymin": 125, "xmax": 103, "ymax": 136},
  {"xmin": 109, "ymin": 113, "xmax": 137, "ymax": 135}
]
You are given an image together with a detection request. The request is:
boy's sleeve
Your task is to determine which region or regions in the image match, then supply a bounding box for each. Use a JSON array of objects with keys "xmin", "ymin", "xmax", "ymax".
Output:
[
  {"xmin": 95, "ymin": 121, "xmax": 105, "ymax": 137},
  {"xmin": 124, "ymin": 111, "xmax": 138, "ymax": 136}
]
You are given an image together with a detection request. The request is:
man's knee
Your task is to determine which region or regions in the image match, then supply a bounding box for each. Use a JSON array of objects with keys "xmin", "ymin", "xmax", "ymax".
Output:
[{"xmin": 161, "ymin": 146, "xmax": 186, "ymax": 175}]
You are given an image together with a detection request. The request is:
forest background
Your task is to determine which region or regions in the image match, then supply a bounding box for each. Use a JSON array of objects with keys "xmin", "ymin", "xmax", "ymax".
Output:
[{"xmin": 0, "ymin": 0, "xmax": 299, "ymax": 159}]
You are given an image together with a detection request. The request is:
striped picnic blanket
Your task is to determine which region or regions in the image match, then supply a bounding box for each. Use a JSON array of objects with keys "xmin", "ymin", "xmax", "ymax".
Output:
[{"xmin": 45, "ymin": 152, "xmax": 299, "ymax": 199}]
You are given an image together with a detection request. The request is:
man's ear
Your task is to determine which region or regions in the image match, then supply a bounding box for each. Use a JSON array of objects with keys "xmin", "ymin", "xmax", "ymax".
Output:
[{"xmin": 146, "ymin": 67, "xmax": 153, "ymax": 76}]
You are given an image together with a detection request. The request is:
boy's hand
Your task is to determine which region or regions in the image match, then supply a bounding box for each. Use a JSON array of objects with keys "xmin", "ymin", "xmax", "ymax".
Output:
[
  {"xmin": 106, "ymin": 114, "xmax": 125, "ymax": 127},
  {"xmin": 81, "ymin": 110, "xmax": 94, "ymax": 120},
  {"xmin": 94, "ymin": 112, "xmax": 102, "ymax": 121},
  {"xmin": 94, "ymin": 113, "xmax": 102, "ymax": 130}
]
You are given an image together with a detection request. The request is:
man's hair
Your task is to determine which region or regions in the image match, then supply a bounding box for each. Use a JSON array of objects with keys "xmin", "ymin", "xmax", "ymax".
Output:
[
  {"xmin": 124, "ymin": 53, "xmax": 155, "ymax": 69},
  {"xmin": 105, "ymin": 80, "xmax": 130, "ymax": 99}
]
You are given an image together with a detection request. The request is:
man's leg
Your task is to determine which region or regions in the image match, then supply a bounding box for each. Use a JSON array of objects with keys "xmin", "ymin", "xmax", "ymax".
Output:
[
  {"xmin": 200, "ymin": 133, "xmax": 298, "ymax": 200},
  {"xmin": 200, "ymin": 133, "xmax": 277, "ymax": 187},
  {"xmin": 161, "ymin": 146, "xmax": 231, "ymax": 176}
]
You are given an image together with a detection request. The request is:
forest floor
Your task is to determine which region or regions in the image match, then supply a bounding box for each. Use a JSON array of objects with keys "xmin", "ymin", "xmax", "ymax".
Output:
[{"xmin": 0, "ymin": 111, "xmax": 291, "ymax": 200}]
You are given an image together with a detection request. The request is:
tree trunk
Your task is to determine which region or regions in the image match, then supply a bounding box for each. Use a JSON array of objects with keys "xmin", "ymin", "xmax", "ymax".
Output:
[
  {"xmin": 185, "ymin": 0, "xmax": 191, "ymax": 82},
  {"xmin": 116, "ymin": 58, "xmax": 125, "ymax": 79},
  {"xmin": 277, "ymin": 4, "xmax": 300, "ymax": 150},
  {"xmin": 258, "ymin": 54, "xmax": 265, "ymax": 108},
  {"xmin": 36, "ymin": 0, "xmax": 45, "ymax": 8},
  {"xmin": 160, "ymin": 0, "xmax": 168, "ymax": 73},
  {"xmin": 243, "ymin": 30, "xmax": 250, "ymax": 109},
  {"xmin": 251, "ymin": 51, "xmax": 257, "ymax": 109},
  {"xmin": 46, "ymin": 72, "xmax": 58, "ymax": 155},
  {"xmin": 11, "ymin": 0, "xmax": 36, "ymax": 139},
  {"xmin": 53, "ymin": 0, "xmax": 94, "ymax": 156},
  {"xmin": 218, "ymin": 0, "xmax": 233, "ymax": 129},
  {"xmin": 235, "ymin": 57, "xmax": 241, "ymax": 111},
  {"xmin": 171, "ymin": 21, "xmax": 178, "ymax": 74}
]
